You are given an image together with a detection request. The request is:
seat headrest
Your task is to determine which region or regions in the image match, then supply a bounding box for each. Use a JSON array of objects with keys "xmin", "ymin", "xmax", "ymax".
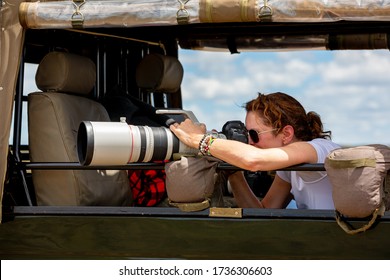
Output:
[
  {"xmin": 136, "ymin": 53, "xmax": 183, "ymax": 93},
  {"xmin": 35, "ymin": 52, "xmax": 96, "ymax": 95}
]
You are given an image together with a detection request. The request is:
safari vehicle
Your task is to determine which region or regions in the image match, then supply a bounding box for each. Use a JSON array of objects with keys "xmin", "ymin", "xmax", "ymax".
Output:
[{"xmin": 1, "ymin": 0, "xmax": 390, "ymax": 259}]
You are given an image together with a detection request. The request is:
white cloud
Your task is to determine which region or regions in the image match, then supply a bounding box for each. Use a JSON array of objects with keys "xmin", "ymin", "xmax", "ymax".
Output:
[{"xmin": 244, "ymin": 56, "xmax": 315, "ymax": 88}]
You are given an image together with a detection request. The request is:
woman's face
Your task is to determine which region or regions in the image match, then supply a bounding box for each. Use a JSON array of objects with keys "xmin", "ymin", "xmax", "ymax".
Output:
[{"xmin": 245, "ymin": 111, "xmax": 284, "ymax": 148}]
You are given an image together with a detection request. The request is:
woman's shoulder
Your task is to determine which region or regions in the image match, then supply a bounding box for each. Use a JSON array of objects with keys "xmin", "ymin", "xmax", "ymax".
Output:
[
  {"xmin": 309, "ymin": 138, "xmax": 340, "ymax": 149},
  {"xmin": 308, "ymin": 138, "xmax": 341, "ymax": 162}
]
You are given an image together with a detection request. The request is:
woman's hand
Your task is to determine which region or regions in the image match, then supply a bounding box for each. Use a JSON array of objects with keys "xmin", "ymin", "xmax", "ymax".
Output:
[{"xmin": 169, "ymin": 119, "xmax": 207, "ymax": 149}]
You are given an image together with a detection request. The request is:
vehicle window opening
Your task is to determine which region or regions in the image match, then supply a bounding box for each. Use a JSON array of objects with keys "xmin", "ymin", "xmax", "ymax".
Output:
[{"xmin": 5, "ymin": 29, "xmax": 334, "ymax": 210}]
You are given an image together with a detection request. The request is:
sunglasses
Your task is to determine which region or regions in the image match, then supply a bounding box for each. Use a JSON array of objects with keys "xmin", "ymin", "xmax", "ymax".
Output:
[{"xmin": 247, "ymin": 128, "xmax": 278, "ymax": 143}]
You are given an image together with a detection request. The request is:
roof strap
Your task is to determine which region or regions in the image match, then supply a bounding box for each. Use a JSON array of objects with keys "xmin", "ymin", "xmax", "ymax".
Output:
[
  {"xmin": 258, "ymin": 0, "xmax": 273, "ymax": 22},
  {"xmin": 177, "ymin": 0, "xmax": 190, "ymax": 25},
  {"xmin": 71, "ymin": 0, "xmax": 86, "ymax": 28}
]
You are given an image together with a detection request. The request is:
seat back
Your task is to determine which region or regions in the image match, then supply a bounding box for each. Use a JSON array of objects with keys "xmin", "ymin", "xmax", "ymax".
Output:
[
  {"xmin": 135, "ymin": 53, "xmax": 184, "ymax": 94},
  {"xmin": 101, "ymin": 53, "xmax": 184, "ymax": 125},
  {"xmin": 28, "ymin": 52, "xmax": 132, "ymax": 206}
]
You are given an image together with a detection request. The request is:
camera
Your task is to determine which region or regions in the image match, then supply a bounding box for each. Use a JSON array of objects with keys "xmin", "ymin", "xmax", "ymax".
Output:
[
  {"xmin": 77, "ymin": 119, "xmax": 201, "ymax": 166},
  {"xmin": 77, "ymin": 109, "xmax": 203, "ymax": 166},
  {"xmin": 221, "ymin": 120, "xmax": 248, "ymax": 143},
  {"xmin": 77, "ymin": 111, "xmax": 247, "ymax": 166}
]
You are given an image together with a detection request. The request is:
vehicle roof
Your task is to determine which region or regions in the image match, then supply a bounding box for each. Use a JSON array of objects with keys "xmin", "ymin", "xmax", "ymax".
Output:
[{"xmin": 19, "ymin": 0, "xmax": 390, "ymax": 29}]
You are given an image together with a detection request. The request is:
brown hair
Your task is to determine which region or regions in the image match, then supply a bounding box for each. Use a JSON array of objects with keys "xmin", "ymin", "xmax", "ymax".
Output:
[{"xmin": 245, "ymin": 92, "xmax": 331, "ymax": 141}]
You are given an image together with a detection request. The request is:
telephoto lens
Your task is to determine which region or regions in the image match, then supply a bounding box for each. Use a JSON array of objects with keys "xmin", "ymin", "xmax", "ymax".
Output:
[{"xmin": 77, "ymin": 119, "xmax": 199, "ymax": 166}]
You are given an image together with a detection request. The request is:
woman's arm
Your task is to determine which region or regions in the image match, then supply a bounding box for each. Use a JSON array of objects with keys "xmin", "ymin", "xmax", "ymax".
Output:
[
  {"xmin": 170, "ymin": 119, "xmax": 318, "ymax": 172},
  {"xmin": 227, "ymin": 172, "xmax": 264, "ymax": 208},
  {"xmin": 228, "ymin": 172, "xmax": 293, "ymax": 208},
  {"xmin": 209, "ymin": 138, "xmax": 318, "ymax": 171},
  {"xmin": 260, "ymin": 175, "xmax": 293, "ymax": 208}
]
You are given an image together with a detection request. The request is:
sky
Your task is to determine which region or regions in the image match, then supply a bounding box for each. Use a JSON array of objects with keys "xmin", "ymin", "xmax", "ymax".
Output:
[
  {"xmin": 178, "ymin": 48, "xmax": 390, "ymax": 146},
  {"xmin": 17, "ymin": 48, "xmax": 390, "ymax": 147}
]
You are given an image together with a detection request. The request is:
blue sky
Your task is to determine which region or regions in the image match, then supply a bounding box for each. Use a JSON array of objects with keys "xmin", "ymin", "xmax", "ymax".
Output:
[{"xmin": 179, "ymin": 49, "xmax": 390, "ymax": 146}]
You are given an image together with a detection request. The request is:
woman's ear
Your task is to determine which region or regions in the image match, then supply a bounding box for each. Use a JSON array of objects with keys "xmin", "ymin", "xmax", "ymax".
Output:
[{"xmin": 281, "ymin": 125, "xmax": 294, "ymax": 145}]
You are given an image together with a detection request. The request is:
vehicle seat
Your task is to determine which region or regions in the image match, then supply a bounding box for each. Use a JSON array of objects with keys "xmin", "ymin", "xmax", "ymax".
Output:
[
  {"xmin": 101, "ymin": 53, "xmax": 184, "ymax": 126},
  {"xmin": 28, "ymin": 51, "xmax": 132, "ymax": 206},
  {"xmin": 135, "ymin": 53, "xmax": 184, "ymax": 94}
]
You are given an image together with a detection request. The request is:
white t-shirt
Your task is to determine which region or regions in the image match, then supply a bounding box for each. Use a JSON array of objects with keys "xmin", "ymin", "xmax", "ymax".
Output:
[{"xmin": 276, "ymin": 138, "xmax": 341, "ymax": 210}]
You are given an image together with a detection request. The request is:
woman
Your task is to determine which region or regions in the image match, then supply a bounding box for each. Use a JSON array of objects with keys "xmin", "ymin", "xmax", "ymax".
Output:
[{"xmin": 170, "ymin": 92, "xmax": 340, "ymax": 209}]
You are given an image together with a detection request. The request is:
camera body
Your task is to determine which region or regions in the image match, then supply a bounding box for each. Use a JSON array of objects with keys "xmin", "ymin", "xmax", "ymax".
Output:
[{"xmin": 221, "ymin": 120, "xmax": 248, "ymax": 144}]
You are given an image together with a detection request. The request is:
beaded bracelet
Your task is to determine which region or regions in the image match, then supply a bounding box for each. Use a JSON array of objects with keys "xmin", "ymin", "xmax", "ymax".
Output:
[{"xmin": 199, "ymin": 134, "xmax": 216, "ymax": 156}]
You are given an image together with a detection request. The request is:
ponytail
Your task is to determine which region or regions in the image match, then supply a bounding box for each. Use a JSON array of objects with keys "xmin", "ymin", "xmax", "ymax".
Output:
[{"xmin": 306, "ymin": 111, "xmax": 331, "ymax": 140}]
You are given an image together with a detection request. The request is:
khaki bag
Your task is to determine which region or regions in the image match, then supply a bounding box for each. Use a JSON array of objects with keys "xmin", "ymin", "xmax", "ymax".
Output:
[
  {"xmin": 324, "ymin": 144, "xmax": 390, "ymax": 234},
  {"xmin": 165, "ymin": 155, "xmax": 224, "ymax": 212}
]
